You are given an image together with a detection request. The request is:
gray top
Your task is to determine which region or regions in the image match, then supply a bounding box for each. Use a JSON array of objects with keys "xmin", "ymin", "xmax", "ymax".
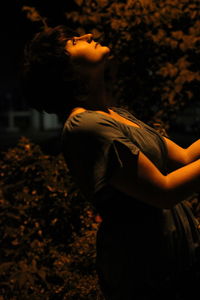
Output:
[
  {"xmin": 62, "ymin": 106, "xmax": 167, "ymax": 199},
  {"xmin": 62, "ymin": 106, "xmax": 200, "ymax": 296}
]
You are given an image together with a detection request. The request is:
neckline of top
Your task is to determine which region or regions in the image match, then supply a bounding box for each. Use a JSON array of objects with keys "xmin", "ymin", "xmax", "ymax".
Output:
[
  {"xmin": 111, "ymin": 107, "xmax": 142, "ymax": 129},
  {"xmin": 66, "ymin": 107, "xmax": 142, "ymax": 129}
]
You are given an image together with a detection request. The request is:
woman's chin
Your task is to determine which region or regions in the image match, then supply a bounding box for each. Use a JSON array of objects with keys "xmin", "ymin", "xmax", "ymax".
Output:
[{"xmin": 102, "ymin": 46, "xmax": 111, "ymax": 59}]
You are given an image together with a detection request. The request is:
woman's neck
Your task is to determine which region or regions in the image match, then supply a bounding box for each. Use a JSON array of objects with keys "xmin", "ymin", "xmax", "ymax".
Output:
[{"xmin": 79, "ymin": 66, "xmax": 111, "ymax": 112}]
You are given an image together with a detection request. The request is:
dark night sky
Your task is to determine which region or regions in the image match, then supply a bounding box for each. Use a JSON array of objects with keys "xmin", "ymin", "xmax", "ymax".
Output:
[
  {"xmin": 1, "ymin": 2, "xmax": 30, "ymax": 91},
  {"xmin": 1, "ymin": 2, "xmax": 20, "ymax": 89},
  {"xmin": 0, "ymin": 1, "xmax": 76, "ymax": 92}
]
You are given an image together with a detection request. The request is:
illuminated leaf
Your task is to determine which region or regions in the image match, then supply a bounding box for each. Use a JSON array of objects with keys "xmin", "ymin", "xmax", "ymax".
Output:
[
  {"xmin": 186, "ymin": 91, "xmax": 193, "ymax": 99},
  {"xmin": 22, "ymin": 6, "xmax": 42, "ymax": 22},
  {"xmin": 172, "ymin": 31, "xmax": 184, "ymax": 40},
  {"xmin": 22, "ymin": 6, "xmax": 48, "ymax": 29},
  {"xmin": 0, "ymin": 262, "xmax": 13, "ymax": 274},
  {"xmin": 38, "ymin": 269, "xmax": 46, "ymax": 281},
  {"xmin": 75, "ymin": 0, "xmax": 84, "ymax": 6}
]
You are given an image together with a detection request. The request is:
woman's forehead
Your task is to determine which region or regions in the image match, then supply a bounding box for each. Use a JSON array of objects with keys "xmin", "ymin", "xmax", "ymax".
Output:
[
  {"xmin": 66, "ymin": 34, "xmax": 89, "ymax": 42},
  {"xmin": 71, "ymin": 34, "xmax": 89, "ymax": 38}
]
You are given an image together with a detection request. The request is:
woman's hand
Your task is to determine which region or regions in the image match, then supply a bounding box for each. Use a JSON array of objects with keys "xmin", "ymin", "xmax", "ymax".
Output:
[{"xmin": 164, "ymin": 137, "xmax": 200, "ymax": 171}]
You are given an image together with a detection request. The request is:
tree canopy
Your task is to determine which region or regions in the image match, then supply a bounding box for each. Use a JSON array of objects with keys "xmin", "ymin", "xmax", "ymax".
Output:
[{"xmin": 21, "ymin": 0, "xmax": 200, "ymax": 131}]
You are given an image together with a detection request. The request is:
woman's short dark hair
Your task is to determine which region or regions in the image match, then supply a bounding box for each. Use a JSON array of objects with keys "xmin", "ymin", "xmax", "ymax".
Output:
[{"xmin": 21, "ymin": 25, "xmax": 84, "ymax": 117}]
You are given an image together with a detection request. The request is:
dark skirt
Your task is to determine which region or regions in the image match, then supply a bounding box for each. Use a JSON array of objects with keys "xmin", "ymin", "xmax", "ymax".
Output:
[{"xmin": 95, "ymin": 198, "xmax": 200, "ymax": 300}]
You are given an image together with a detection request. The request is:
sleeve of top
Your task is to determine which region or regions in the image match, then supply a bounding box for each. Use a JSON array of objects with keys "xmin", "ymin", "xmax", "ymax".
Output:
[{"xmin": 62, "ymin": 112, "xmax": 140, "ymax": 199}]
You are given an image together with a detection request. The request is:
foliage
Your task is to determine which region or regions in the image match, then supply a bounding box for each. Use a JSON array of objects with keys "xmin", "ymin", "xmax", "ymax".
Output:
[
  {"xmin": 0, "ymin": 136, "xmax": 200, "ymax": 298},
  {"xmin": 64, "ymin": 0, "xmax": 200, "ymax": 129},
  {"xmin": 20, "ymin": 0, "xmax": 200, "ymax": 130},
  {"xmin": 0, "ymin": 137, "xmax": 103, "ymax": 299},
  {"xmin": 22, "ymin": 6, "xmax": 48, "ymax": 30}
]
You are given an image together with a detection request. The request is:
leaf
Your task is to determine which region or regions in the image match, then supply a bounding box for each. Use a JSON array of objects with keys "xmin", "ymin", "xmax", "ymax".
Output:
[
  {"xmin": 75, "ymin": 0, "xmax": 84, "ymax": 6},
  {"xmin": 98, "ymin": 0, "xmax": 109, "ymax": 8},
  {"xmin": 140, "ymin": 0, "xmax": 154, "ymax": 8},
  {"xmin": 15, "ymin": 271, "xmax": 28, "ymax": 289},
  {"xmin": 168, "ymin": 90, "xmax": 176, "ymax": 105},
  {"xmin": 47, "ymin": 185, "xmax": 55, "ymax": 192},
  {"xmin": 19, "ymin": 261, "xmax": 28, "ymax": 272},
  {"xmin": 0, "ymin": 262, "xmax": 13, "ymax": 274},
  {"xmin": 186, "ymin": 91, "xmax": 193, "ymax": 99},
  {"xmin": 22, "ymin": 6, "xmax": 42, "ymax": 22},
  {"xmin": 38, "ymin": 269, "xmax": 46, "ymax": 281},
  {"xmin": 22, "ymin": 6, "xmax": 48, "ymax": 29},
  {"xmin": 171, "ymin": 30, "xmax": 184, "ymax": 40}
]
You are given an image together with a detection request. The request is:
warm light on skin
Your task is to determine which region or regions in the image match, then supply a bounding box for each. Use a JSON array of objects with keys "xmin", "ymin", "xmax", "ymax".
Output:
[
  {"xmin": 65, "ymin": 33, "xmax": 110, "ymax": 65},
  {"xmin": 65, "ymin": 33, "xmax": 111, "ymax": 113}
]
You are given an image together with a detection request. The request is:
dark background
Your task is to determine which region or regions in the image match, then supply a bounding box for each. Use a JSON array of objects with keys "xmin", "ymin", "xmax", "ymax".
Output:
[
  {"xmin": 0, "ymin": 1, "xmax": 71, "ymax": 154},
  {"xmin": 1, "ymin": 1, "xmax": 199, "ymax": 154}
]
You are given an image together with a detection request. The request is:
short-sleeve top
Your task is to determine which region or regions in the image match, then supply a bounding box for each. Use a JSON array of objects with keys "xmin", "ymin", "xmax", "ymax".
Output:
[{"xmin": 62, "ymin": 106, "xmax": 200, "ymax": 288}]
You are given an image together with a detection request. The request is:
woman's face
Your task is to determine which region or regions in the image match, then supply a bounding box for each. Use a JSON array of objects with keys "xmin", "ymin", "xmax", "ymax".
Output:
[{"xmin": 65, "ymin": 34, "xmax": 110, "ymax": 66}]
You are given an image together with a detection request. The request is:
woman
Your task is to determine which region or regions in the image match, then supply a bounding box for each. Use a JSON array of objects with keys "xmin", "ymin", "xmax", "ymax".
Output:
[{"xmin": 22, "ymin": 26, "xmax": 200, "ymax": 300}]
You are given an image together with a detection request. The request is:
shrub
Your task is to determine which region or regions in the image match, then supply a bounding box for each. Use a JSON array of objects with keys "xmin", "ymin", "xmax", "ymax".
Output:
[
  {"xmin": 0, "ymin": 137, "xmax": 103, "ymax": 299},
  {"xmin": 0, "ymin": 136, "xmax": 199, "ymax": 299},
  {"xmin": 21, "ymin": 0, "xmax": 200, "ymax": 131},
  {"xmin": 65, "ymin": 0, "xmax": 200, "ymax": 130}
]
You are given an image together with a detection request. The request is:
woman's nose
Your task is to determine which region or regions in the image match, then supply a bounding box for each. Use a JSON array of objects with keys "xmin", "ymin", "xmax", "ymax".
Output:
[{"xmin": 78, "ymin": 33, "xmax": 93, "ymax": 42}]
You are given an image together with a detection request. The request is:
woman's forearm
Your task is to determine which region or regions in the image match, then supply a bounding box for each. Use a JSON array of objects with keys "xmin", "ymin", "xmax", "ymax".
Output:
[
  {"xmin": 109, "ymin": 149, "xmax": 200, "ymax": 209},
  {"xmin": 165, "ymin": 158, "xmax": 200, "ymax": 207},
  {"xmin": 136, "ymin": 152, "xmax": 200, "ymax": 209},
  {"xmin": 186, "ymin": 139, "xmax": 200, "ymax": 163}
]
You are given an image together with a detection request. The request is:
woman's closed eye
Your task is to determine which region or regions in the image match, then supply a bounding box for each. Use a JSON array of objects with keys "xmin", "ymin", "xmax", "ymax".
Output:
[
  {"xmin": 72, "ymin": 37, "xmax": 77, "ymax": 45},
  {"xmin": 88, "ymin": 36, "xmax": 93, "ymax": 43},
  {"xmin": 72, "ymin": 35, "xmax": 93, "ymax": 45}
]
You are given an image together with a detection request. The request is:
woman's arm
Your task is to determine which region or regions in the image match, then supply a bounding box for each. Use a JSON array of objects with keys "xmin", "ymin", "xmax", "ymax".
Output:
[
  {"xmin": 109, "ymin": 142, "xmax": 200, "ymax": 209},
  {"xmin": 186, "ymin": 139, "xmax": 200, "ymax": 162},
  {"xmin": 164, "ymin": 137, "xmax": 200, "ymax": 170}
]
